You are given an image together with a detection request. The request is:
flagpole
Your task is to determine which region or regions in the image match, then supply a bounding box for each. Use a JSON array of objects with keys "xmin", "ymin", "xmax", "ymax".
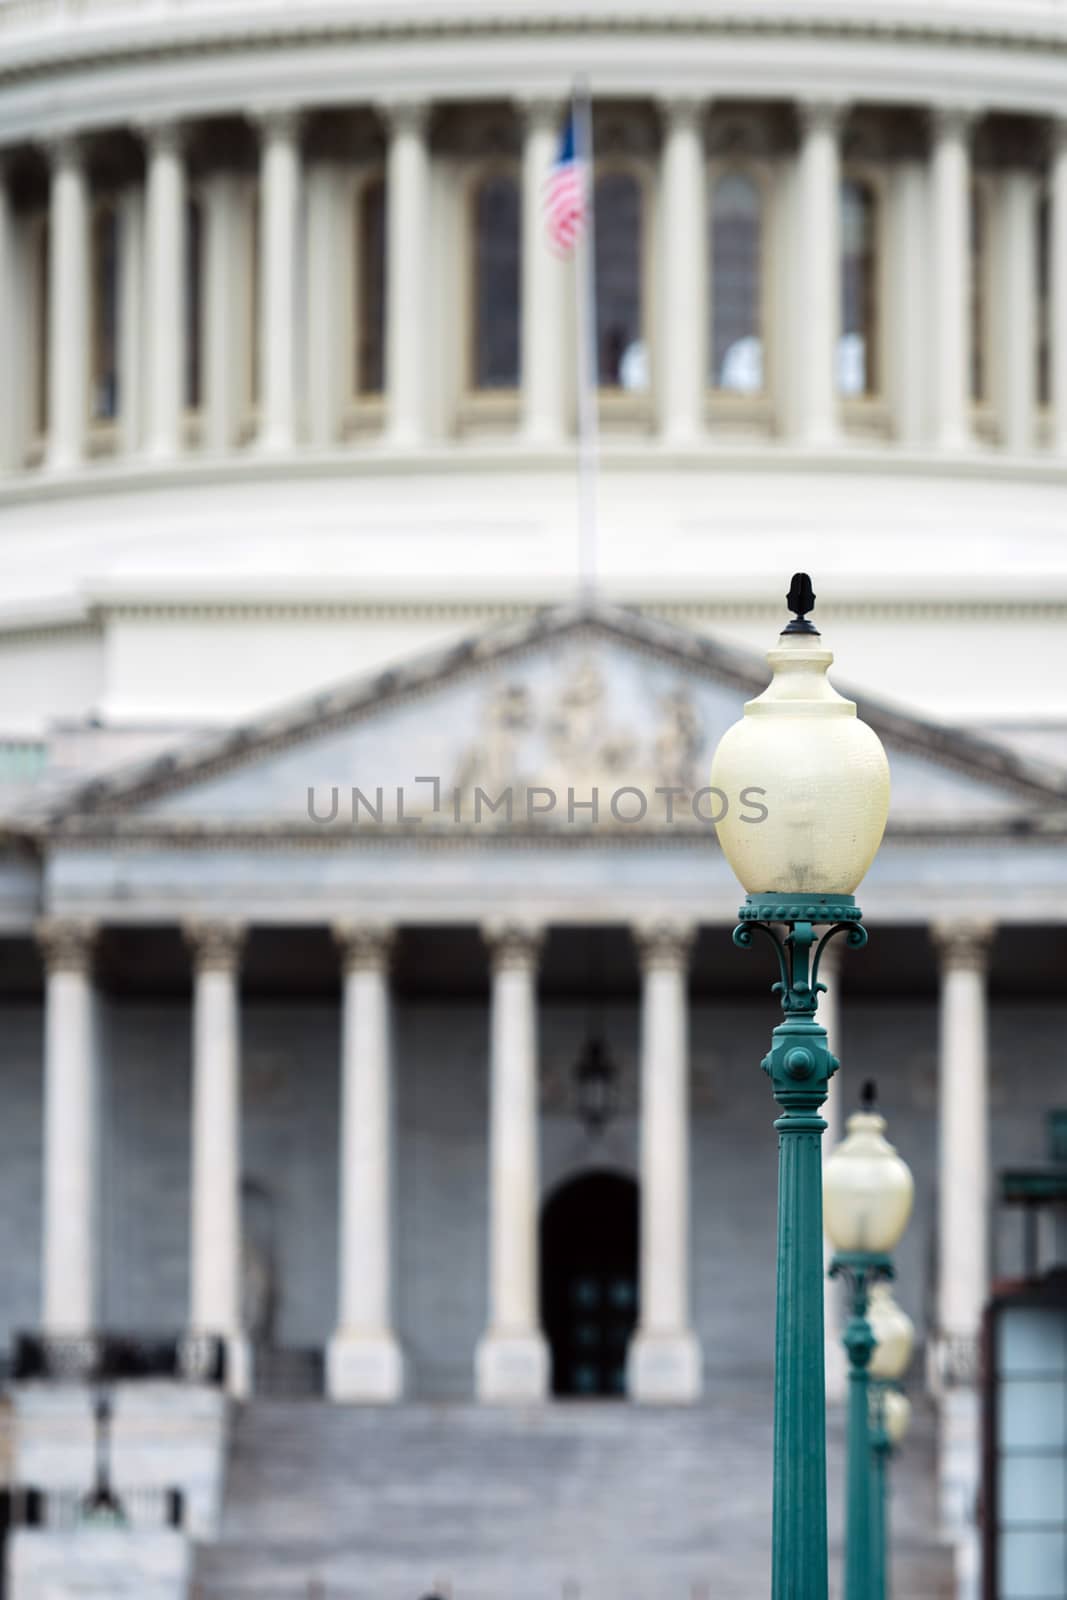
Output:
[{"xmin": 572, "ymin": 79, "xmax": 599, "ymax": 604}]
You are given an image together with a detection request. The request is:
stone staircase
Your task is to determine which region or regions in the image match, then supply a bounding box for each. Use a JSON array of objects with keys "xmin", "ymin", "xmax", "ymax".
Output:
[{"xmin": 192, "ymin": 1384, "xmax": 956, "ymax": 1600}]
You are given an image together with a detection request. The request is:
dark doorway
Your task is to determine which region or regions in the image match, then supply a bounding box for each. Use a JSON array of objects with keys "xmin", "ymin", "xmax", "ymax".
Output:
[{"xmin": 540, "ymin": 1171, "xmax": 639, "ymax": 1398}]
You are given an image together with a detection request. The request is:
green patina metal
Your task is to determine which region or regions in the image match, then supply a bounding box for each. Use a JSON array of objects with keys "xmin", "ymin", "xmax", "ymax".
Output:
[
  {"xmin": 733, "ymin": 893, "xmax": 870, "ymax": 1600},
  {"xmin": 868, "ymin": 1382, "xmax": 894, "ymax": 1600},
  {"xmin": 830, "ymin": 1252, "xmax": 894, "ymax": 1600}
]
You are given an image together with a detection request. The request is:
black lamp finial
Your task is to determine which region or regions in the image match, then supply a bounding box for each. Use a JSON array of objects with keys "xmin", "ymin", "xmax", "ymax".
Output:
[
  {"xmin": 860, "ymin": 1079, "xmax": 878, "ymax": 1113},
  {"xmin": 784, "ymin": 572, "xmax": 819, "ymax": 636}
]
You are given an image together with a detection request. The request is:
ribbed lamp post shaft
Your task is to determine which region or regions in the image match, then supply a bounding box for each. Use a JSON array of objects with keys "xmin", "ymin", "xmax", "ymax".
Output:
[
  {"xmin": 771, "ymin": 1087, "xmax": 831, "ymax": 1599},
  {"xmin": 733, "ymin": 900, "xmax": 868, "ymax": 1600}
]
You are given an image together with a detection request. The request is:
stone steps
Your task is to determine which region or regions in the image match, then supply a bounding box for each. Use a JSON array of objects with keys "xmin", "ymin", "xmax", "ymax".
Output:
[{"xmin": 192, "ymin": 1386, "xmax": 955, "ymax": 1600}]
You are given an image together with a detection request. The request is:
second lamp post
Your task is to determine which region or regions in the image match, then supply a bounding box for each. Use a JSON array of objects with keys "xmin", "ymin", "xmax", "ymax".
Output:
[{"xmin": 824, "ymin": 1089, "xmax": 915, "ymax": 1600}]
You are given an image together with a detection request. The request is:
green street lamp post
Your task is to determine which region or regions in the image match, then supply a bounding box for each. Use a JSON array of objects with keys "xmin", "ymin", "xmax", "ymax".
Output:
[
  {"xmin": 711, "ymin": 575, "xmax": 891, "ymax": 1600},
  {"xmin": 824, "ymin": 1090, "xmax": 915, "ymax": 1600},
  {"xmin": 866, "ymin": 1283, "xmax": 916, "ymax": 1600},
  {"xmin": 869, "ymin": 1383, "xmax": 912, "ymax": 1600}
]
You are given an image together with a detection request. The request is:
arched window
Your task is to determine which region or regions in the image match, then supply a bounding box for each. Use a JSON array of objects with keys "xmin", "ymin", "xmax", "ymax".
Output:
[
  {"xmin": 90, "ymin": 200, "xmax": 120, "ymax": 423},
  {"xmin": 184, "ymin": 195, "xmax": 203, "ymax": 411},
  {"xmin": 472, "ymin": 173, "xmax": 520, "ymax": 390},
  {"xmin": 710, "ymin": 171, "xmax": 763, "ymax": 394},
  {"xmin": 839, "ymin": 178, "xmax": 879, "ymax": 398},
  {"xmin": 594, "ymin": 171, "xmax": 646, "ymax": 391},
  {"xmin": 356, "ymin": 177, "xmax": 386, "ymax": 397}
]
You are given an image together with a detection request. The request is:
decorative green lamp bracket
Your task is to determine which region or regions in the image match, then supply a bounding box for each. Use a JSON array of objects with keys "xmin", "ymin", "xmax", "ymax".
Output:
[{"xmin": 733, "ymin": 893, "xmax": 867, "ymax": 1105}]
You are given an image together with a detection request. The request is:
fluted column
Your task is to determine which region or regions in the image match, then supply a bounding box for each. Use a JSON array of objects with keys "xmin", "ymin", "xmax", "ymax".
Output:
[
  {"xmin": 328, "ymin": 924, "xmax": 405, "ymax": 1402},
  {"xmin": 629, "ymin": 920, "xmax": 702, "ymax": 1402},
  {"xmin": 930, "ymin": 109, "xmax": 974, "ymax": 451},
  {"xmin": 383, "ymin": 101, "xmax": 430, "ymax": 449},
  {"xmin": 144, "ymin": 121, "xmax": 187, "ymax": 460},
  {"xmin": 819, "ymin": 944, "xmax": 848, "ymax": 1403},
  {"xmin": 38, "ymin": 919, "xmax": 99, "ymax": 1336},
  {"xmin": 118, "ymin": 185, "xmax": 144, "ymax": 458},
  {"xmin": 795, "ymin": 102, "xmax": 843, "ymax": 447},
  {"xmin": 203, "ymin": 173, "xmax": 243, "ymax": 455},
  {"xmin": 933, "ymin": 919, "xmax": 994, "ymax": 1376},
  {"xmin": 1051, "ymin": 120, "xmax": 1067, "ymax": 454},
  {"xmin": 186, "ymin": 922, "xmax": 249, "ymax": 1397},
  {"xmin": 476, "ymin": 921, "xmax": 548, "ymax": 1402},
  {"xmin": 45, "ymin": 136, "xmax": 89, "ymax": 473},
  {"xmin": 257, "ymin": 109, "xmax": 303, "ymax": 453},
  {"xmin": 932, "ymin": 919, "xmax": 994, "ymax": 1552},
  {"xmin": 659, "ymin": 99, "xmax": 706, "ymax": 446},
  {"xmin": 1000, "ymin": 169, "xmax": 1038, "ymax": 455},
  {"xmin": 305, "ymin": 162, "xmax": 344, "ymax": 448},
  {"xmin": 520, "ymin": 99, "xmax": 566, "ymax": 445}
]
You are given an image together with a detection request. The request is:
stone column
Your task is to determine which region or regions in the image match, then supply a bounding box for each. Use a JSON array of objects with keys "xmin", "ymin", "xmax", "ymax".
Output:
[
  {"xmin": 203, "ymin": 173, "xmax": 244, "ymax": 455},
  {"xmin": 659, "ymin": 99, "xmax": 706, "ymax": 446},
  {"xmin": 818, "ymin": 944, "xmax": 848, "ymax": 1404},
  {"xmin": 328, "ymin": 924, "xmax": 405, "ymax": 1401},
  {"xmin": 185, "ymin": 923, "xmax": 249, "ymax": 1397},
  {"xmin": 930, "ymin": 109, "xmax": 974, "ymax": 452},
  {"xmin": 117, "ymin": 185, "xmax": 144, "ymax": 459},
  {"xmin": 0, "ymin": 162, "xmax": 16, "ymax": 472},
  {"xmin": 629, "ymin": 920, "xmax": 702, "ymax": 1403},
  {"xmin": 383, "ymin": 101, "xmax": 429, "ymax": 449},
  {"xmin": 305, "ymin": 162, "xmax": 344, "ymax": 448},
  {"xmin": 1000, "ymin": 169, "xmax": 1038, "ymax": 455},
  {"xmin": 891, "ymin": 161, "xmax": 927, "ymax": 448},
  {"xmin": 932, "ymin": 919, "xmax": 994, "ymax": 1548},
  {"xmin": 38, "ymin": 919, "xmax": 99, "ymax": 1337},
  {"xmin": 520, "ymin": 99, "xmax": 566, "ymax": 446},
  {"xmin": 1050, "ymin": 120, "xmax": 1067, "ymax": 455},
  {"xmin": 476, "ymin": 922, "xmax": 548, "ymax": 1402},
  {"xmin": 144, "ymin": 121, "xmax": 186, "ymax": 460},
  {"xmin": 795, "ymin": 102, "xmax": 843, "ymax": 447},
  {"xmin": 257, "ymin": 110, "xmax": 303, "ymax": 453},
  {"xmin": 45, "ymin": 135, "xmax": 89, "ymax": 473}
]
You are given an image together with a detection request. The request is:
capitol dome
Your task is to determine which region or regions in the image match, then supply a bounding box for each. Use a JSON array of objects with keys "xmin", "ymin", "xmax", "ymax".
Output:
[{"xmin": 0, "ymin": 0, "xmax": 1065, "ymax": 751}]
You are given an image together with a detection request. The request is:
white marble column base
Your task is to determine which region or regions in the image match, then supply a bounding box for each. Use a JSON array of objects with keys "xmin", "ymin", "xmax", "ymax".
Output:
[
  {"xmin": 327, "ymin": 1331, "xmax": 405, "ymax": 1403},
  {"xmin": 628, "ymin": 1330, "xmax": 703, "ymax": 1404},
  {"xmin": 475, "ymin": 1331, "xmax": 548, "ymax": 1403}
]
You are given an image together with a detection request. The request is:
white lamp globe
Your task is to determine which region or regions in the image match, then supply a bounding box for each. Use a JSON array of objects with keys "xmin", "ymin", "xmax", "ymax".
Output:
[
  {"xmin": 883, "ymin": 1389, "xmax": 912, "ymax": 1447},
  {"xmin": 867, "ymin": 1283, "xmax": 915, "ymax": 1381},
  {"xmin": 710, "ymin": 574, "xmax": 890, "ymax": 896},
  {"xmin": 823, "ymin": 1086, "xmax": 914, "ymax": 1255}
]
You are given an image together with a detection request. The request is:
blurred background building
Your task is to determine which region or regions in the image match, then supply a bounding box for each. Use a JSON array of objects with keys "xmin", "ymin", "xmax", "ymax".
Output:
[{"xmin": 1, "ymin": 1, "xmax": 1067, "ymax": 1597}]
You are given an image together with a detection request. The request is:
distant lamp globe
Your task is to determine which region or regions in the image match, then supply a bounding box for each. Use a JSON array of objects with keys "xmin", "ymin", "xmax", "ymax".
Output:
[
  {"xmin": 710, "ymin": 573, "xmax": 890, "ymax": 896},
  {"xmin": 883, "ymin": 1388, "xmax": 912, "ymax": 1447},
  {"xmin": 823, "ymin": 1083, "xmax": 915, "ymax": 1256},
  {"xmin": 867, "ymin": 1283, "xmax": 915, "ymax": 1381}
]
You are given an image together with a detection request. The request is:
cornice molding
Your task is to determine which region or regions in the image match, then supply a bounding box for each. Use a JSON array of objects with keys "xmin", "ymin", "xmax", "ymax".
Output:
[
  {"xmin": 3, "ymin": 8, "xmax": 1067, "ymax": 146},
  {"xmin": 28, "ymin": 605, "xmax": 1067, "ymax": 830}
]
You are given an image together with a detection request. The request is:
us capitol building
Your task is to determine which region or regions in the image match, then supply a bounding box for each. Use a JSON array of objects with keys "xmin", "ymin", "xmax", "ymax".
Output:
[{"xmin": 1, "ymin": 1, "xmax": 1067, "ymax": 1597}]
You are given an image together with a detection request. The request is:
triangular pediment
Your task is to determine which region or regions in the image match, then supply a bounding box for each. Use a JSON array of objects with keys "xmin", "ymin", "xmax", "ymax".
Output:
[{"xmin": 44, "ymin": 606, "xmax": 1067, "ymax": 837}]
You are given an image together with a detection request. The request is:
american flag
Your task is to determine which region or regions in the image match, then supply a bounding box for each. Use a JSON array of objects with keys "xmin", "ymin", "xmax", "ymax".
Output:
[{"xmin": 544, "ymin": 110, "xmax": 587, "ymax": 256}]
